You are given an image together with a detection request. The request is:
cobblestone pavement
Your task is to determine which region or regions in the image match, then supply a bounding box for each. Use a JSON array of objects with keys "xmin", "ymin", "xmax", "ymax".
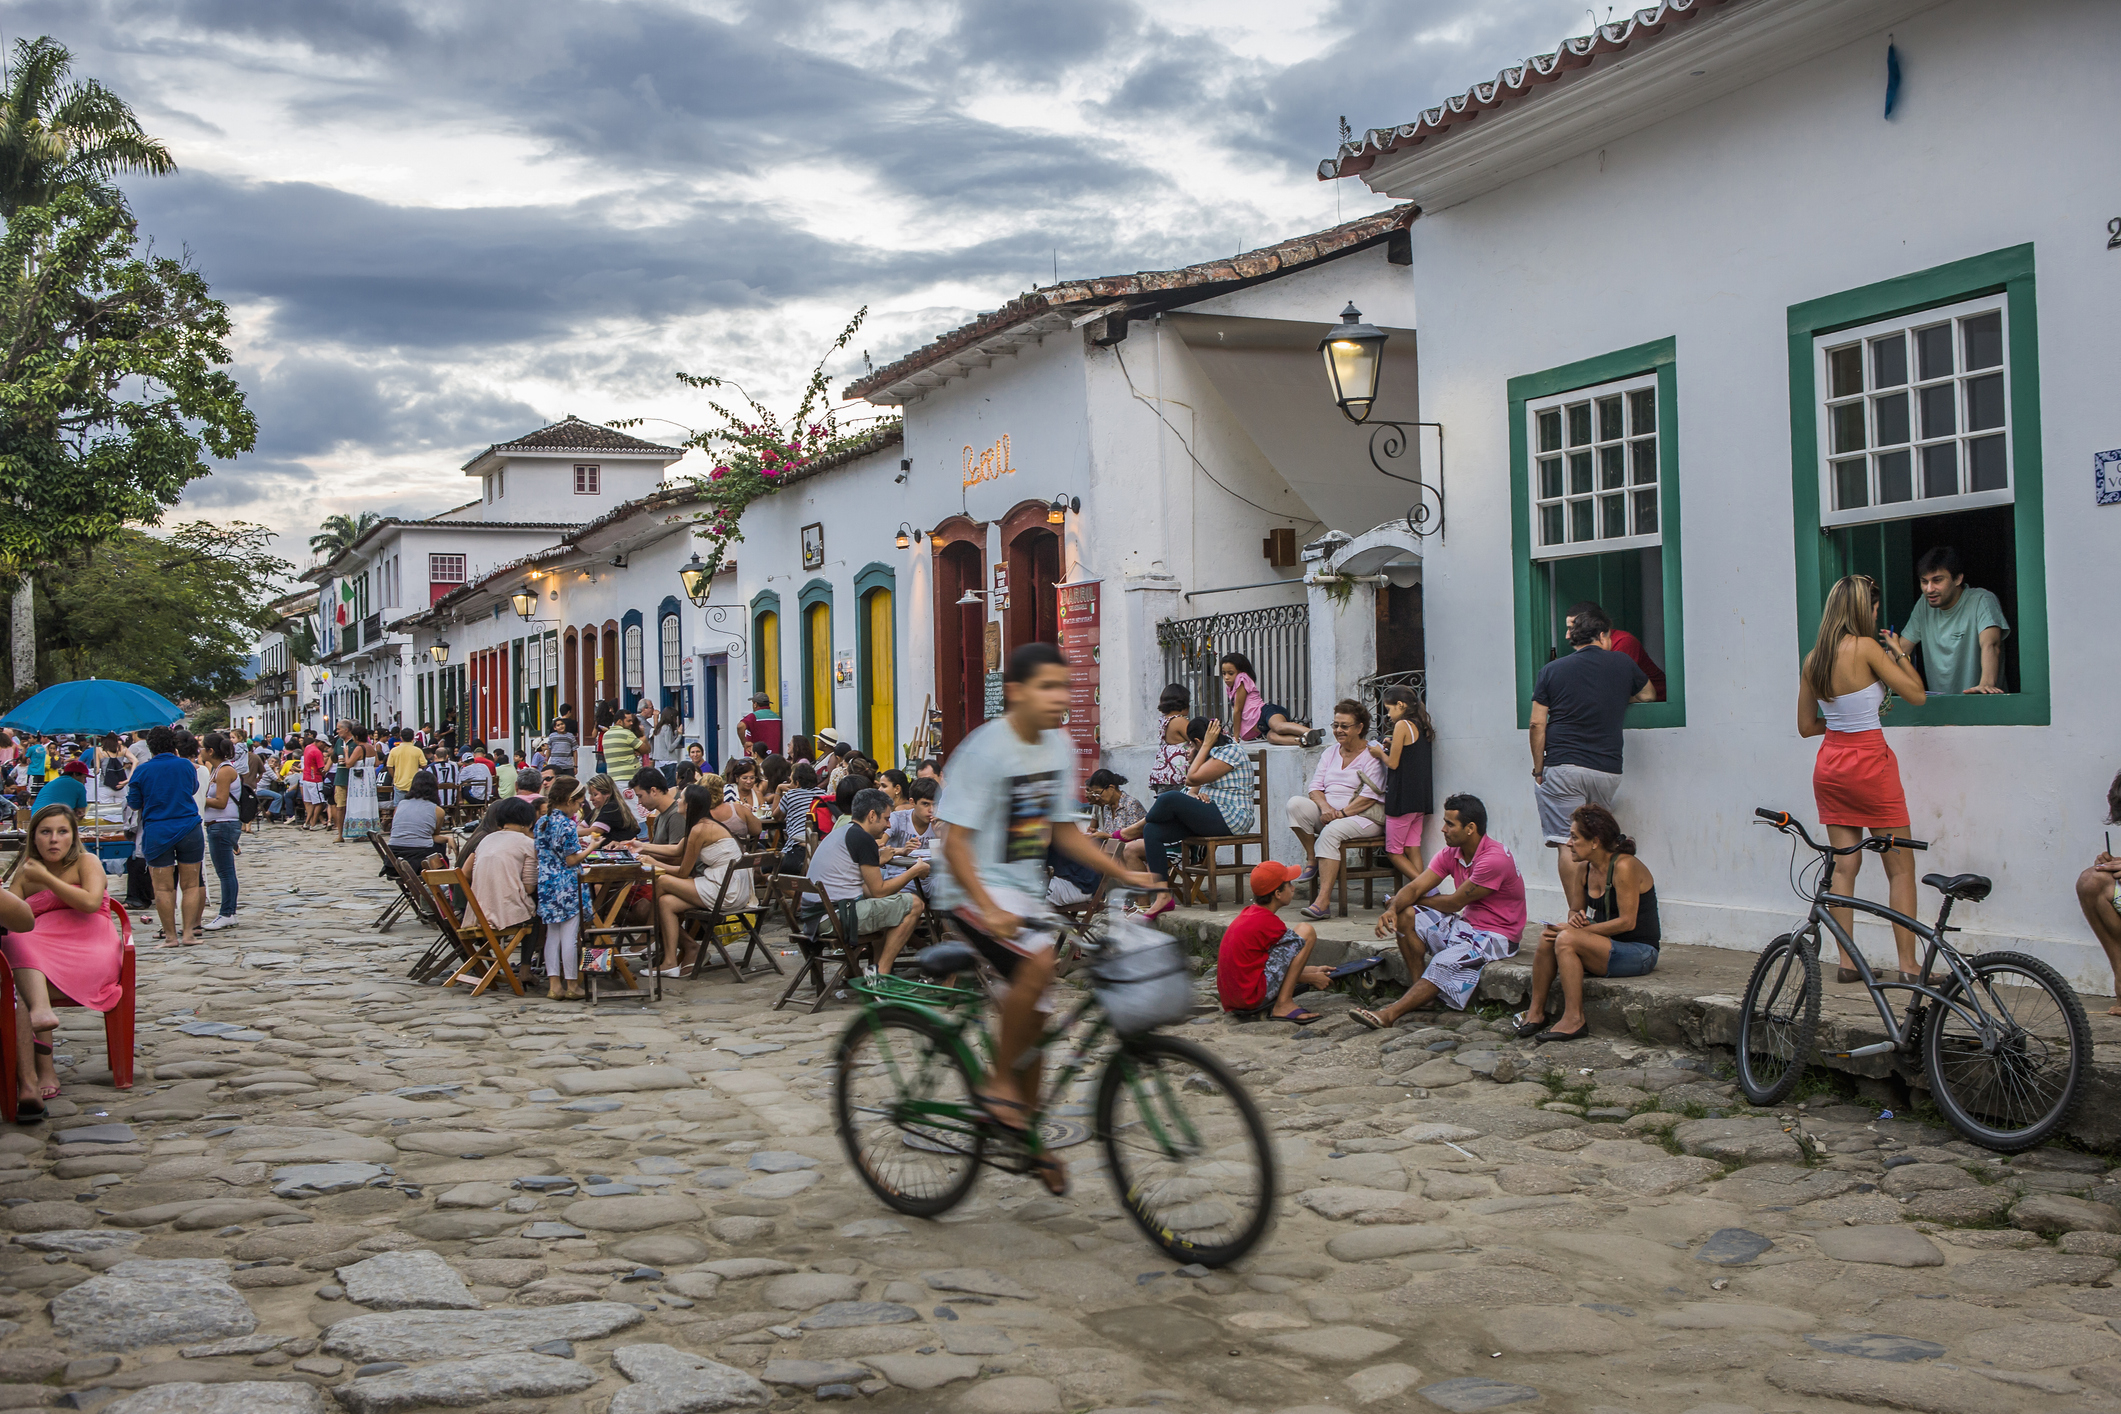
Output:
[{"xmin": 6, "ymin": 827, "xmax": 2121, "ymax": 1413}]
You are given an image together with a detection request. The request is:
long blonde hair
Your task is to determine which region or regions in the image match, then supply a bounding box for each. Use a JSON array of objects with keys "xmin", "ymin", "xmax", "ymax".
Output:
[
  {"xmin": 1803, "ymin": 575, "xmax": 1879, "ymax": 700},
  {"xmin": 10, "ymin": 804, "xmax": 82, "ymax": 885},
  {"xmin": 585, "ymin": 772, "xmax": 635, "ymax": 832}
]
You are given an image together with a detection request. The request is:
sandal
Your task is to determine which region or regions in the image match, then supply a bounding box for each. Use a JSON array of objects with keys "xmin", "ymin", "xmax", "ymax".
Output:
[
  {"xmin": 10, "ymin": 1099, "xmax": 43, "ymax": 1124},
  {"xmin": 1029, "ymin": 1151, "xmax": 1069, "ymax": 1197},
  {"xmin": 1274, "ymin": 1008, "xmax": 1323, "ymax": 1026},
  {"xmin": 1298, "ymin": 904, "xmax": 1332, "ymax": 922},
  {"xmin": 973, "ymin": 1093, "xmax": 1034, "ymax": 1135},
  {"xmin": 1349, "ymin": 1007, "xmax": 1392, "ymax": 1031}
]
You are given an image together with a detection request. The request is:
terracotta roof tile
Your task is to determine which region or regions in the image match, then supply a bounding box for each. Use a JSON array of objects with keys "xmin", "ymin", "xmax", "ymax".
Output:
[
  {"xmin": 459, "ymin": 414, "xmax": 683, "ymax": 470},
  {"xmin": 1318, "ymin": 0, "xmax": 1730, "ymax": 180}
]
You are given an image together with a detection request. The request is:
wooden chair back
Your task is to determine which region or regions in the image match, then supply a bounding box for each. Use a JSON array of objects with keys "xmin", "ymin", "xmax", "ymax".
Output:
[
  {"xmin": 1175, "ymin": 749, "xmax": 1268, "ymax": 911},
  {"xmin": 772, "ymin": 875, "xmax": 867, "ymax": 1013},
  {"xmin": 421, "ymin": 867, "xmax": 527, "ymax": 997}
]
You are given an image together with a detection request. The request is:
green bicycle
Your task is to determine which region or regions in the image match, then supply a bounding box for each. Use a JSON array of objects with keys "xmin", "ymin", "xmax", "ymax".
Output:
[{"xmin": 831, "ymin": 925, "xmax": 1277, "ymax": 1267}]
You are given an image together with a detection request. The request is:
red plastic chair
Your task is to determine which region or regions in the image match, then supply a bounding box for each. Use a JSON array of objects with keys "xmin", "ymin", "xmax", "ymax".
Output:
[{"xmin": 0, "ymin": 901, "xmax": 135, "ymax": 1123}]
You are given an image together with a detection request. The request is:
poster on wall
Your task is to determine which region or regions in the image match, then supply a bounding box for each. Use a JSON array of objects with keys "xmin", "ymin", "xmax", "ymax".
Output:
[{"xmin": 1057, "ymin": 580, "xmax": 1102, "ymax": 784}]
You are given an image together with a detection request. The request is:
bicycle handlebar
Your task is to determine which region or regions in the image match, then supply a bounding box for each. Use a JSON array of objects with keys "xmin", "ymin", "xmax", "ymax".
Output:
[{"xmin": 1755, "ymin": 807, "xmax": 1926, "ymax": 855}]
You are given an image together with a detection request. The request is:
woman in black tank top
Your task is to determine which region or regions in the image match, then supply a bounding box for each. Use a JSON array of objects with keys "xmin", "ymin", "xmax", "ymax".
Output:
[{"xmin": 1516, "ymin": 802, "xmax": 1659, "ymax": 1043}]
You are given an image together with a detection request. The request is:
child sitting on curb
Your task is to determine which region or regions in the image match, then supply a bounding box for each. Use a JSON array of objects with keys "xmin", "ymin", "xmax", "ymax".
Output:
[{"xmin": 1216, "ymin": 861, "xmax": 1335, "ymax": 1025}]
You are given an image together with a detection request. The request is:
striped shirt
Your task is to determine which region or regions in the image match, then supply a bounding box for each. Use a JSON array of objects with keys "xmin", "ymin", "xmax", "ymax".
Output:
[
  {"xmin": 779, "ymin": 787, "xmax": 822, "ymax": 838},
  {"xmin": 1193, "ymin": 743, "xmax": 1256, "ymax": 834}
]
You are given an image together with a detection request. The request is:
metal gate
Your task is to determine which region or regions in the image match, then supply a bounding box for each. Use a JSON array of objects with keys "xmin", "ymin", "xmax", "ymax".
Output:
[{"xmin": 1156, "ymin": 604, "xmax": 1310, "ymax": 727}]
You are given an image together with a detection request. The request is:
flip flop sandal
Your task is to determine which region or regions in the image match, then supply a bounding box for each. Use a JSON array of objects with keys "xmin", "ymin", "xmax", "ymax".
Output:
[
  {"xmin": 1029, "ymin": 1151, "xmax": 1069, "ymax": 1197},
  {"xmin": 972, "ymin": 1093, "xmax": 1034, "ymax": 1135},
  {"xmin": 10, "ymin": 1099, "xmax": 43, "ymax": 1124},
  {"xmin": 1349, "ymin": 1008, "xmax": 1391, "ymax": 1031},
  {"xmin": 1275, "ymin": 1008, "xmax": 1323, "ymax": 1025},
  {"xmin": 1298, "ymin": 904, "xmax": 1332, "ymax": 922}
]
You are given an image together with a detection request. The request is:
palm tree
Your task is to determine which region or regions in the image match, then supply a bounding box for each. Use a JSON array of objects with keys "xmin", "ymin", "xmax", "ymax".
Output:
[
  {"xmin": 0, "ymin": 36, "xmax": 176, "ymax": 703},
  {"xmin": 0, "ymin": 37, "xmax": 176, "ymax": 219},
  {"xmin": 309, "ymin": 512, "xmax": 382, "ymax": 559}
]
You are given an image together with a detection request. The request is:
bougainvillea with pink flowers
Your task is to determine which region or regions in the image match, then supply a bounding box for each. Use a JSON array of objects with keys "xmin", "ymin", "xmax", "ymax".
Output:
[{"xmin": 615, "ymin": 309, "xmax": 889, "ymax": 587}]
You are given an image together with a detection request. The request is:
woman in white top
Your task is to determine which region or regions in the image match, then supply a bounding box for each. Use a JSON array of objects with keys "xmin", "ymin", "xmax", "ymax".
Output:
[
  {"xmin": 643, "ymin": 783, "xmax": 752, "ymax": 975},
  {"xmin": 1798, "ymin": 574, "xmax": 1928, "ymax": 983},
  {"xmin": 199, "ymin": 732, "xmax": 244, "ymax": 931},
  {"xmin": 1286, "ymin": 700, "xmax": 1389, "ymax": 921}
]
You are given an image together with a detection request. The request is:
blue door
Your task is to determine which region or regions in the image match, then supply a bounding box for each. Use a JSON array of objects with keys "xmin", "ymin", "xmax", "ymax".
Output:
[{"xmin": 702, "ymin": 661, "xmax": 722, "ymax": 772}]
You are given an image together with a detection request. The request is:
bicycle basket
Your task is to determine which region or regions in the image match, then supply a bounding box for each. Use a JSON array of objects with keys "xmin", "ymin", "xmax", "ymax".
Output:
[{"xmin": 1088, "ymin": 912, "xmax": 1195, "ymax": 1036}]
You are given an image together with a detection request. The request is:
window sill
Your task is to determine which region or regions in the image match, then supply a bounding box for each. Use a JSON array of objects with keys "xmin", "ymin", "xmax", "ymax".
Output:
[
  {"xmin": 1879, "ymin": 691, "xmax": 2049, "ymax": 728},
  {"xmin": 1622, "ymin": 700, "xmax": 1685, "ymax": 730}
]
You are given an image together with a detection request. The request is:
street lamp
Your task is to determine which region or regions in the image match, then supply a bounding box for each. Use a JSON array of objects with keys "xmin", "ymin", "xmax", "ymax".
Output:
[
  {"xmin": 1320, "ymin": 301, "xmax": 1388, "ymax": 424},
  {"xmin": 1046, "ymin": 494, "xmax": 1079, "ymax": 525},
  {"xmin": 429, "ymin": 639, "xmax": 450, "ymax": 665},
  {"xmin": 510, "ymin": 588, "xmax": 538, "ymax": 621},
  {"xmin": 678, "ymin": 552, "xmax": 713, "ymax": 607}
]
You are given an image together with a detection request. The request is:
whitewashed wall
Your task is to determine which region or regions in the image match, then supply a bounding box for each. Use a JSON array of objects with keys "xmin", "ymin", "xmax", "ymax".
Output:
[{"xmin": 1324, "ymin": 0, "xmax": 2121, "ymax": 986}]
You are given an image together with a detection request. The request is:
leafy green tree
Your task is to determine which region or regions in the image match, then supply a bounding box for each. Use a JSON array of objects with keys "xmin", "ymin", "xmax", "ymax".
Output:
[
  {"xmin": 0, "ymin": 189, "xmax": 255, "ymax": 701},
  {"xmin": 0, "ymin": 35, "xmax": 182, "ymax": 699},
  {"xmin": 0, "ymin": 37, "xmax": 175, "ymax": 219},
  {"xmin": 308, "ymin": 511, "xmax": 381, "ymax": 558},
  {"xmin": 10, "ymin": 521, "xmax": 291, "ymax": 704}
]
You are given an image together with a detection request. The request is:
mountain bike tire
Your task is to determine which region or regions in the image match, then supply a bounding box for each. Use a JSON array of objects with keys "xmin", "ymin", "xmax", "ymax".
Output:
[
  {"xmin": 1736, "ymin": 932, "xmax": 1820, "ymax": 1106},
  {"xmin": 833, "ymin": 1006, "xmax": 985, "ymax": 1217},
  {"xmin": 1920, "ymin": 951, "xmax": 2090, "ymax": 1152},
  {"xmin": 1095, "ymin": 1032, "xmax": 1275, "ymax": 1268}
]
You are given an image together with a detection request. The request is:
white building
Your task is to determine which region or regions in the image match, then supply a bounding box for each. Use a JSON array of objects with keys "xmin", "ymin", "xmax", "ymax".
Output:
[
  {"xmin": 303, "ymin": 416, "xmax": 684, "ymax": 732},
  {"xmin": 243, "ymin": 589, "xmax": 321, "ymax": 742},
  {"xmin": 1295, "ymin": 0, "xmax": 2119, "ymax": 986}
]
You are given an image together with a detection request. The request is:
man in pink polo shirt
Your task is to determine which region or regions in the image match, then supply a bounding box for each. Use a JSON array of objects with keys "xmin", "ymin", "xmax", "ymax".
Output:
[{"xmin": 1349, "ymin": 792, "xmax": 1527, "ymax": 1030}]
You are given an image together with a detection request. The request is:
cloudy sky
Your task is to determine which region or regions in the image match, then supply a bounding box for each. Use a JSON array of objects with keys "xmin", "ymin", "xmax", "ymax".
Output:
[{"xmin": 9, "ymin": 0, "xmax": 1593, "ymax": 558}]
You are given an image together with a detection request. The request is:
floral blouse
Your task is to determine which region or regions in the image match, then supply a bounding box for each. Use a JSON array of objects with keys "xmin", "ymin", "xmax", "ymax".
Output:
[{"xmin": 533, "ymin": 811, "xmax": 585, "ymax": 924}]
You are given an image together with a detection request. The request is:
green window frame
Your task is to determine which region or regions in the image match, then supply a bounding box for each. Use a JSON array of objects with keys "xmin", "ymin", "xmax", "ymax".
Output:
[
  {"xmin": 1509, "ymin": 336, "xmax": 1686, "ymax": 729},
  {"xmin": 1786, "ymin": 244, "xmax": 2046, "ymax": 726}
]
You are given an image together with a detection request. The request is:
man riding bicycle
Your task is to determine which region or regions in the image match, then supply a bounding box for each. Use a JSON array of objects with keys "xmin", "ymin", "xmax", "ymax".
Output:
[{"xmin": 933, "ymin": 642, "xmax": 1161, "ymax": 1193}]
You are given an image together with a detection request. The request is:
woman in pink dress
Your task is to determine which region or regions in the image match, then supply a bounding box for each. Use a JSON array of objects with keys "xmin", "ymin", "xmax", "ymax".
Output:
[{"xmin": 5, "ymin": 804, "xmax": 120, "ymax": 1102}]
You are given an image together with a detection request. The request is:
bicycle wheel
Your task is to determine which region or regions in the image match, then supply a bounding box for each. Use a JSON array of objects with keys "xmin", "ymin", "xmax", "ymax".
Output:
[
  {"xmin": 1095, "ymin": 1032, "xmax": 1275, "ymax": 1267},
  {"xmin": 1736, "ymin": 932, "xmax": 1820, "ymax": 1106},
  {"xmin": 833, "ymin": 1006, "xmax": 986, "ymax": 1217},
  {"xmin": 1922, "ymin": 951, "xmax": 2089, "ymax": 1152}
]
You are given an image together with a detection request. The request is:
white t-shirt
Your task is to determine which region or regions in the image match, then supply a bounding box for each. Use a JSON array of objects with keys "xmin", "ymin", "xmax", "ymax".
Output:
[{"xmin": 930, "ymin": 717, "xmax": 1079, "ymax": 913}]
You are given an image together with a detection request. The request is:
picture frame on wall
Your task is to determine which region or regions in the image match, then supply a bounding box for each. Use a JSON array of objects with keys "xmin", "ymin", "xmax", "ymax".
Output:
[{"xmin": 801, "ymin": 523, "xmax": 825, "ymax": 569}]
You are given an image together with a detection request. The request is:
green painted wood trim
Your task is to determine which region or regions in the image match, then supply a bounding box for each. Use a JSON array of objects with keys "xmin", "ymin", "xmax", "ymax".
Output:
[
  {"xmin": 1507, "ymin": 335, "xmax": 1685, "ymax": 730},
  {"xmin": 748, "ymin": 588, "xmax": 780, "ymax": 619},
  {"xmin": 798, "ymin": 578, "xmax": 834, "ymax": 612},
  {"xmin": 853, "ymin": 561, "xmax": 896, "ymax": 599},
  {"xmin": 1785, "ymin": 244, "xmax": 2047, "ymax": 727}
]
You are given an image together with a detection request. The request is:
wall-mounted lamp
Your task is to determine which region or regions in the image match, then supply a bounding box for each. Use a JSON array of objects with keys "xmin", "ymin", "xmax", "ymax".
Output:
[
  {"xmin": 678, "ymin": 552, "xmax": 713, "ymax": 607},
  {"xmin": 429, "ymin": 639, "xmax": 450, "ymax": 665},
  {"xmin": 1046, "ymin": 494, "xmax": 1080, "ymax": 525},
  {"xmin": 1320, "ymin": 301, "xmax": 1388, "ymax": 425},
  {"xmin": 610, "ymin": 552, "xmax": 629, "ymax": 569},
  {"xmin": 894, "ymin": 458, "xmax": 912, "ymax": 484},
  {"xmin": 895, "ymin": 523, "xmax": 924, "ymax": 549},
  {"xmin": 955, "ymin": 588, "xmax": 987, "ymax": 607},
  {"xmin": 510, "ymin": 589, "xmax": 538, "ymax": 620}
]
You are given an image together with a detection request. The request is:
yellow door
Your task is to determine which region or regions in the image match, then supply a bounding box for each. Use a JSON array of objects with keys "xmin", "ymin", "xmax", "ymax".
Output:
[
  {"xmin": 756, "ymin": 611, "xmax": 779, "ymax": 711},
  {"xmin": 865, "ymin": 588, "xmax": 895, "ymax": 765},
  {"xmin": 806, "ymin": 601, "xmax": 833, "ymax": 733}
]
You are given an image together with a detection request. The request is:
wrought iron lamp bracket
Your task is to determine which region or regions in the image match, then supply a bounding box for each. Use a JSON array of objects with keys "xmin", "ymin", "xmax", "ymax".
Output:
[{"xmin": 1353, "ymin": 417, "xmax": 1445, "ymax": 543}]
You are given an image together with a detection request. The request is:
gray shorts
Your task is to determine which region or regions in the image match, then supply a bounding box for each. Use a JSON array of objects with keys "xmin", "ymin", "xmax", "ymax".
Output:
[{"xmin": 1535, "ymin": 764, "xmax": 1620, "ymax": 845}]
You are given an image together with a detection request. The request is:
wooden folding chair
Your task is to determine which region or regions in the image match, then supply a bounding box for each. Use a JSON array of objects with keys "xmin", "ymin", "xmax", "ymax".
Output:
[
  {"xmin": 1334, "ymin": 838, "xmax": 1399, "ymax": 917},
  {"xmin": 0, "ymin": 902, "xmax": 135, "ymax": 1122},
  {"xmin": 368, "ymin": 834, "xmax": 415, "ymax": 930},
  {"xmin": 772, "ymin": 876, "xmax": 874, "ymax": 1013},
  {"xmin": 1174, "ymin": 750, "xmax": 1268, "ymax": 910},
  {"xmin": 680, "ymin": 852, "xmax": 782, "ymax": 983},
  {"xmin": 421, "ymin": 868, "xmax": 527, "ymax": 997},
  {"xmin": 399, "ymin": 857, "xmax": 469, "ymax": 983}
]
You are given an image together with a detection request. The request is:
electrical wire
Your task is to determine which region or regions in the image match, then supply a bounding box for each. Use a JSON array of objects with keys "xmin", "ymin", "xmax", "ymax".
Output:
[{"xmin": 1113, "ymin": 341, "xmax": 1324, "ymax": 533}]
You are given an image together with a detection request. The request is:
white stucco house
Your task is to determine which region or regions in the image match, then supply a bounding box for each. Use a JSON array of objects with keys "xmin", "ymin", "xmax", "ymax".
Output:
[{"xmin": 1297, "ymin": 0, "xmax": 2119, "ymax": 986}]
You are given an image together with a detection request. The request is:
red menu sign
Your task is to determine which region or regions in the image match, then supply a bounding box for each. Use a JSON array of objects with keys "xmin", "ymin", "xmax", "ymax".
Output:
[{"xmin": 1057, "ymin": 580, "xmax": 1101, "ymax": 785}]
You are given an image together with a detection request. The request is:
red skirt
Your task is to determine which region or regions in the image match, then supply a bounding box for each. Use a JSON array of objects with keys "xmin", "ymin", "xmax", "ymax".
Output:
[{"xmin": 1813, "ymin": 729, "xmax": 1909, "ymax": 829}]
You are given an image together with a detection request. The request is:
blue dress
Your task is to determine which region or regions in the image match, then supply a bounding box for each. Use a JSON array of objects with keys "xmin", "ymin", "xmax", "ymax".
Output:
[{"xmin": 534, "ymin": 812, "xmax": 585, "ymax": 924}]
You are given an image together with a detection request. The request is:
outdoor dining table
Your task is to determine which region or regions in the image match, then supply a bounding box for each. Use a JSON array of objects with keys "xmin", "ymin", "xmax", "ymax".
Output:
[{"xmin": 579, "ymin": 857, "xmax": 659, "ymax": 1003}]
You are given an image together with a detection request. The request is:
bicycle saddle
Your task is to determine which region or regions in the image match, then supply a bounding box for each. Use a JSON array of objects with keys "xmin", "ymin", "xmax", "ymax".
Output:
[
  {"xmin": 913, "ymin": 941, "xmax": 981, "ymax": 977},
  {"xmin": 1922, "ymin": 872, "xmax": 1991, "ymax": 902}
]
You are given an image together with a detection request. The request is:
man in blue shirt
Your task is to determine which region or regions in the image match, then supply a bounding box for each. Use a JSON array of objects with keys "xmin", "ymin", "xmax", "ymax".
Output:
[
  {"xmin": 127, "ymin": 726, "xmax": 205, "ymax": 945},
  {"xmin": 31, "ymin": 761, "xmax": 87, "ymax": 815}
]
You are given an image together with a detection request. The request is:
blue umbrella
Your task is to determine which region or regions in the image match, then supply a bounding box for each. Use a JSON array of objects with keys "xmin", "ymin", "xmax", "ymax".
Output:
[{"xmin": 0, "ymin": 679, "xmax": 185, "ymax": 735}]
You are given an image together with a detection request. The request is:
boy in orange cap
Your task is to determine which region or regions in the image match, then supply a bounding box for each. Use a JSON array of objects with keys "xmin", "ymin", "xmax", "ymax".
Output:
[{"xmin": 1217, "ymin": 860, "xmax": 1334, "ymax": 1024}]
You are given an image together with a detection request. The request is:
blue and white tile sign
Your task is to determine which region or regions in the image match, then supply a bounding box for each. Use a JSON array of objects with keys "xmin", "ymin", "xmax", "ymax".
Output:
[{"xmin": 2098, "ymin": 448, "xmax": 2121, "ymax": 506}]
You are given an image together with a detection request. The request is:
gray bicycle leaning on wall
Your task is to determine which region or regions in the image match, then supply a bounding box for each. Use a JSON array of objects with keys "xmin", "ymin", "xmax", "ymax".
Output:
[{"xmin": 1737, "ymin": 807, "xmax": 2090, "ymax": 1152}]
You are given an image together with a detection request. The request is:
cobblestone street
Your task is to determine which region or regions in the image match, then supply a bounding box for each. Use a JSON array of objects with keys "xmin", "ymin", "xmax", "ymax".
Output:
[{"xmin": 5, "ymin": 828, "xmax": 2121, "ymax": 1414}]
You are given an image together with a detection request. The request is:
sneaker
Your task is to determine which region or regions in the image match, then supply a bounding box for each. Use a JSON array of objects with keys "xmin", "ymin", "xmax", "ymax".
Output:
[{"xmin": 203, "ymin": 914, "xmax": 237, "ymax": 932}]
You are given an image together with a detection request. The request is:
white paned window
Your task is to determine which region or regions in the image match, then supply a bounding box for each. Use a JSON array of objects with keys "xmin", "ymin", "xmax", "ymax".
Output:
[
  {"xmin": 574, "ymin": 463, "xmax": 601, "ymax": 495},
  {"xmin": 1816, "ymin": 295, "xmax": 2009, "ymax": 528},
  {"xmin": 623, "ymin": 624, "xmax": 644, "ymax": 691},
  {"xmin": 1527, "ymin": 373, "xmax": 1660, "ymax": 561},
  {"xmin": 429, "ymin": 553, "xmax": 467, "ymax": 584},
  {"xmin": 545, "ymin": 634, "xmax": 559, "ymax": 686},
  {"xmin": 528, "ymin": 638, "xmax": 544, "ymax": 689},
  {"xmin": 659, "ymin": 615, "xmax": 682, "ymax": 687}
]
